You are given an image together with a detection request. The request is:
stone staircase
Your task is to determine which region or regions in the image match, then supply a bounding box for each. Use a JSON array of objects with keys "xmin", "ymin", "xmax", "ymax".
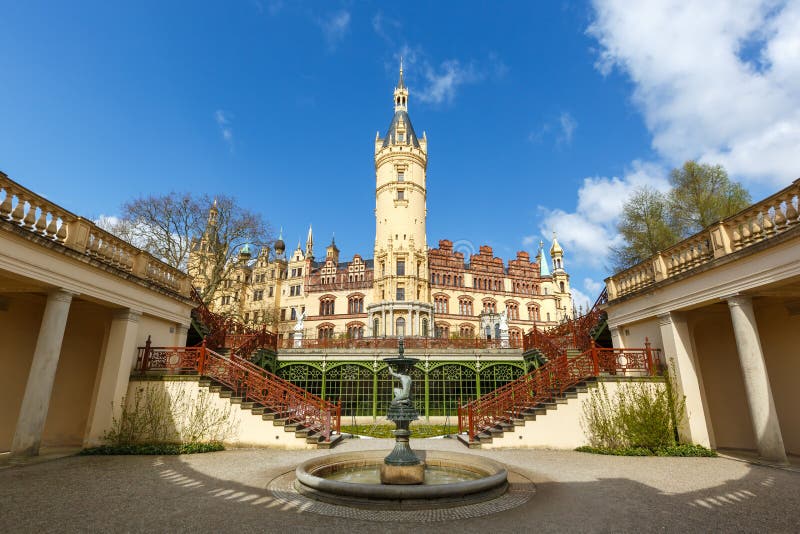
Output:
[
  {"xmin": 457, "ymin": 378, "xmax": 598, "ymax": 448},
  {"xmin": 198, "ymin": 377, "xmax": 343, "ymax": 449}
]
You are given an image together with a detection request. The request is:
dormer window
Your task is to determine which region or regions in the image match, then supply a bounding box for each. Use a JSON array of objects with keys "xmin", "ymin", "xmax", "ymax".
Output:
[{"xmin": 397, "ymin": 133, "xmax": 405, "ymax": 142}]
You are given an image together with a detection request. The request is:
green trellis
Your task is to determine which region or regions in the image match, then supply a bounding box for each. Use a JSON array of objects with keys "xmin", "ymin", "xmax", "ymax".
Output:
[{"xmin": 277, "ymin": 360, "xmax": 525, "ymax": 419}]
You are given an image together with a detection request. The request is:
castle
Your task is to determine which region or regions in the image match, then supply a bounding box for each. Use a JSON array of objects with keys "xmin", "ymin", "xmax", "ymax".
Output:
[{"xmin": 188, "ymin": 64, "xmax": 573, "ymax": 347}]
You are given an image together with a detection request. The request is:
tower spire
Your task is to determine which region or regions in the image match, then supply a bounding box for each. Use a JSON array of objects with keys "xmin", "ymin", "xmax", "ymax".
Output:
[
  {"xmin": 305, "ymin": 224, "xmax": 314, "ymax": 258},
  {"xmin": 398, "ymin": 56, "xmax": 405, "ymax": 89},
  {"xmin": 393, "ymin": 57, "xmax": 408, "ymax": 112}
]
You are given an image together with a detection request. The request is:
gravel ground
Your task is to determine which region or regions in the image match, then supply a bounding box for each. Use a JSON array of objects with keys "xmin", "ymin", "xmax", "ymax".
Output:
[{"xmin": 1, "ymin": 438, "xmax": 798, "ymax": 533}]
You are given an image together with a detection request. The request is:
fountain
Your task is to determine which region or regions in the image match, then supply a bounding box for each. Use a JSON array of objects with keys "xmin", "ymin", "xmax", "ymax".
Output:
[{"xmin": 294, "ymin": 339, "xmax": 509, "ymax": 509}]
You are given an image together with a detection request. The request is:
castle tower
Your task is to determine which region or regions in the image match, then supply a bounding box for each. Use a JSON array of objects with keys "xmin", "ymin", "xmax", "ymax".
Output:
[
  {"xmin": 368, "ymin": 60, "xmax": 433, "ymax": 337},
  {"xmin": 550, "ymin": 233, "xmax": 572, "ymax": 319}
]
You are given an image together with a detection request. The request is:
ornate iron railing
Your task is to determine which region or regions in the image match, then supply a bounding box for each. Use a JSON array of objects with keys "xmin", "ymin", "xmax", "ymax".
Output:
[
  {"xmin": 458, "ymin": 340, "xmax": 659, "ymax": 441},
  {"xmin": 280, "ymin": 335, "xmax": 523, "ymax": 350},
  {"xmin": 190, "ymin": 286, "xmax": 278, "ymax": 354},
  {"xmin": 135, "ymin": 339, "xmax": 340, "ymax": 440}
]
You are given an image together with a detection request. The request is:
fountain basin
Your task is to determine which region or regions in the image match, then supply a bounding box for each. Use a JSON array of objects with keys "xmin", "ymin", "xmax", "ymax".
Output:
[{"xmin": 295, "ymin": 450, "xmax": 508, "ymax": 509}]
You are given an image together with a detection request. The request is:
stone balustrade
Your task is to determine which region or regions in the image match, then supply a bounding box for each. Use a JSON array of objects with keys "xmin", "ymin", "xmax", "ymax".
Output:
[
  {"xmin": 607, "ymin": 179, "xmax": 800, "ymax": 301},
  {"xmin": 0, "ymin": 171, "xmax": 191, "ymax": 296}
]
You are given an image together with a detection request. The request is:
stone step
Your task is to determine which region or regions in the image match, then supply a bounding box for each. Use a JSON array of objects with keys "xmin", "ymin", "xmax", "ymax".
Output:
[
  {"xmin": 250, "ymin": 407, "xmax": 267, "ymax": 415},
  {"xmin": 218, "ymin": 390, "xmax": 233, "ymax": 399},
  {"xmin": 229, "ymin": 397, "xmax": 244, "ymax": 404},
  {"xmin": 284, "ymin": 422, "xmax": 304, "ymax": 432},
  {"xmin": 477, "ymin": 433, "xmax": 493, "ymax": 444},
  {"xmin": 512, "ymin": 418, "xmax": 526, "ymax": 426},
  {"xmin": 262, "ymin": 410, "xmax": 293, "ymax": 421},
  {"xmin": 209, "ymin": 385, "xmax": 223, "ymax": 393},
  {"xmin": 488, "ymin": 427, "xmax": 504, "ymax": 438},
  {"xmin": 240, "ymin": 401, "xmax": 255, "ymax": 410},
  {"xmin": 316, "ymin": 434, "xmax": 344, "ymax": 449},
  {"xmin": 456, "ymin": 434, "xmax": 481, "ymax": 449},
  {"xmin": 199, "ymin": 379, "xmax": 212, "ymax": 388}
]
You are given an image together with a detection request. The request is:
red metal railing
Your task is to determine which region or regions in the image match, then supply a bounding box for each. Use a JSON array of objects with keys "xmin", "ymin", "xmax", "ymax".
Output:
[
  {"xmin": 281, "ymin": 335, "xmax": 523, "ymax": 350},
  {"xmin": 458, "ymin": 340, "xmax": 659, "ymax": 441},
  {"xmin": 136, "ymin": 339, "xmax": 340, "ymax": 440},
  {"xmin": 191, "ymin": 286, "xmax": 278, "ymax": 354}
]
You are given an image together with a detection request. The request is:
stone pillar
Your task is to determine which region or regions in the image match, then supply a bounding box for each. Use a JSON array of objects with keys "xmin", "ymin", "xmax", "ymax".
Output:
[
  {"xmin": 658, "ymin": 312, "xmax": 713, "ymax": 447},
  {"xmin": 389, "ymin": 307, "xmax": 394, "ymax": 336},
  {"xmin": 174, "ymin": 323, "xmax": 190, "ymax": 346},
  {"xmin": 610, "ymin": 326, "xmax": 625, "ymax": 349},
  {"xmin": 11, "ymin": 290, "xmax": 74, "ymax": 457},
  {"xmin": 84, "ymin": 309, "xmax": 142, "ymax": 447},
  {"xmin": 727, "ymin": 296, "xmax": 787, "ymax": 463}
]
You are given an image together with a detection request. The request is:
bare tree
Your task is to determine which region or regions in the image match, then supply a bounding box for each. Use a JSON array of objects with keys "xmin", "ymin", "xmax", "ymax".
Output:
[
  {"xmin": 101, "ymin": 192, "xmax": 271, "ymax": 304},
  {"xmin": 188, "ymin": 194, "xmax": 271, "ymax": 304}
]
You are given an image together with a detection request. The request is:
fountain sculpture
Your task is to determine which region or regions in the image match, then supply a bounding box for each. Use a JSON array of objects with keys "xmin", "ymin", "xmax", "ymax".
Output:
[
  {"xmin": 294, "ymin": 340, "xmax": 509, "ymax": 509},
  {"xmin": 381, "ymin": 339, "xmax": 424, "ymax": 484}
]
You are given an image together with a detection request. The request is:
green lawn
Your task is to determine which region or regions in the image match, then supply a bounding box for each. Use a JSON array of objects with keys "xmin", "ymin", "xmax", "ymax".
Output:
[{"xmin": 341, "ymin": 423, "xmax": 458, "ymax": 439}]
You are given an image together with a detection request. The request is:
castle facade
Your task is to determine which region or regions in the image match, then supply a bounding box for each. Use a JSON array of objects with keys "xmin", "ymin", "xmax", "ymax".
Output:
[{"xmin": 189, "ymin": 65, "xmax": 573, "ymax": 346}]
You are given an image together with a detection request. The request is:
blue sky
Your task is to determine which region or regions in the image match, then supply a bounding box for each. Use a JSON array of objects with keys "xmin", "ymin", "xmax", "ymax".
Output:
[{"xmin": 2, "ymin": 1, "xmax": 798, "ymax": 309}]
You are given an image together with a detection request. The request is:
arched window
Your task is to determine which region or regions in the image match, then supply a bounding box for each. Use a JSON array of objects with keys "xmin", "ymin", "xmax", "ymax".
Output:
[
  {"xmin": 373, "ymin": 317, "xmax": 381, "ymax": 337},
  {"xmin": 396, "ymin": 317, "xmax": 406, "ymax": 337},
  {"xmin": 422, "ymin": 318, "xmax": 429, "ymax": 337},
  {"xmin": 559, "ymin": 281, "xmax": 565, "ymax": 293},
  {"xmin": 347, "ymin": 323, "xmax": 364, "ymax": 339}
]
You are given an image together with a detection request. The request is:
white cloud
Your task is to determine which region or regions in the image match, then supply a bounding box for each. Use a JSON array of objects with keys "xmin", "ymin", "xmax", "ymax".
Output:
[
  {"xmin": 214, "ymin": 110, "xmax": 234, "ymax": 150},
  {"xmin": 385, "ymin": 46, "xmax": 504, "ymax": 106},
  {"xmin": 583, "ymin": 277, "xmax": 604, "ymax": 294},
  {"xmin": 588, "ymin": 0, "xmax": 800, "ymax": 186},
  {"xmin": 570, "ymin": 287, "xmax": 594, "ymax": 314},
  {"xmin": 528, "ymin": 111, "xmax": 578, "ymax": 146},
  {"xmin": 317, "ymin": 10, "xmax": 350, "ymax": 50},
  {"xmin": 416, "ymin": 60, "xmax": 481, "ymax": 105},
  {"xmin": 558, "ymin": 112, "xmax": 577, "ymax": 145},
  {"xmin": 532, "ymin": 160, "xmax": 669, "ymax": 267},
  {"xmin": 372, "ymin": 11, "xmax": 401, "ymax": 42}
]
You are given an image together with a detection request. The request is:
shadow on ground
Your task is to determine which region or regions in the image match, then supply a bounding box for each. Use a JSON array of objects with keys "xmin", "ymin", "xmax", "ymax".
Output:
[{"xmin": 1, "ymin": 444, "xmax": 798, "ymax": 533}]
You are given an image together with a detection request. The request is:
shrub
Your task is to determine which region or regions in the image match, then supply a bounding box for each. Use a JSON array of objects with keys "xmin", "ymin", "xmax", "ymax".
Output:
[
  {"xmin": 575, "ymin": 444, "xmax": 716, "ymax": 457},
  {"xmin": 581, "ymin": 362, "xmax": 695, "ymax": 454},
  {"xmin": 80, "ymin": 442, "xmax": 224, "ymax": 456},
  {"xmin": 97, "ymin": 383, "xmax": 237, "ymax": 453}
]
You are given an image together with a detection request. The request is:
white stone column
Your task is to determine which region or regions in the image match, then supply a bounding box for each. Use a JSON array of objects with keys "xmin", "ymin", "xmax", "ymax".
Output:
[
  {"xmin": 11, "ymin": 290, "xmax": 74, "ymax": 457},
  {"xmin": 174, "ymin": 323, "xmax": 190, "ymax": 346},
  {"xmin": 727, "ymin": 296, "xmax": 787, "ymax": 463},
  {"xmin": 84, "ymin": 309, "xmax": 141, "ymax": 447},
  {"xmin": 610, "ymin": 325, "xmax": 625, "ymax": 349},
  {"xmin": 389, "ymin": 307, "xmax": 394, "ymax": 336},
  {"xmin": 658, "ymin": 312, "xmax": 713, "ymax": 448}
]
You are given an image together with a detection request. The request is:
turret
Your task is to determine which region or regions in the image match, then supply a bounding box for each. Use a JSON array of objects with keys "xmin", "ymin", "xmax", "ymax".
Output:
[
  {"xmin": 305, "ymin": 224, "xmax": 314, "ymax": 259},
  {"xmin": 326, "ymin": 236, "xmax": 339, "ymax": 264},
  {"xmin": 368, "ymin": 59, "xmax": 433, "ymax": 337}
]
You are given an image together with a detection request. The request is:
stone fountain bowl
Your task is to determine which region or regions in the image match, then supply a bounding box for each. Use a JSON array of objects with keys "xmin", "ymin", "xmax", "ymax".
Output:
[{"xmin": 294, "ymin": 449, "xmax": 508, "ymax": 509}]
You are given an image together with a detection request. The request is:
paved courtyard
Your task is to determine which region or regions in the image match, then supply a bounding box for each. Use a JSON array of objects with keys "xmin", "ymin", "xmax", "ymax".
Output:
[{"xmin": 1, "ymin": 438, "xmax": 798, "ymax": 533}]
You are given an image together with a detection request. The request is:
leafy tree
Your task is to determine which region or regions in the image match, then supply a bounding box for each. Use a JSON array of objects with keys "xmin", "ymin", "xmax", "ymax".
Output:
[
  {"xmin": 611, "ymin": 161, "xmax": 751, "ymax": 271},
  {"xmin": 612, "ymin": 187, "xmax": 677, "ymax": 272},
  {"xmin": 667, "ymin": 161, "xmax": 751, "ymax": 236}
]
